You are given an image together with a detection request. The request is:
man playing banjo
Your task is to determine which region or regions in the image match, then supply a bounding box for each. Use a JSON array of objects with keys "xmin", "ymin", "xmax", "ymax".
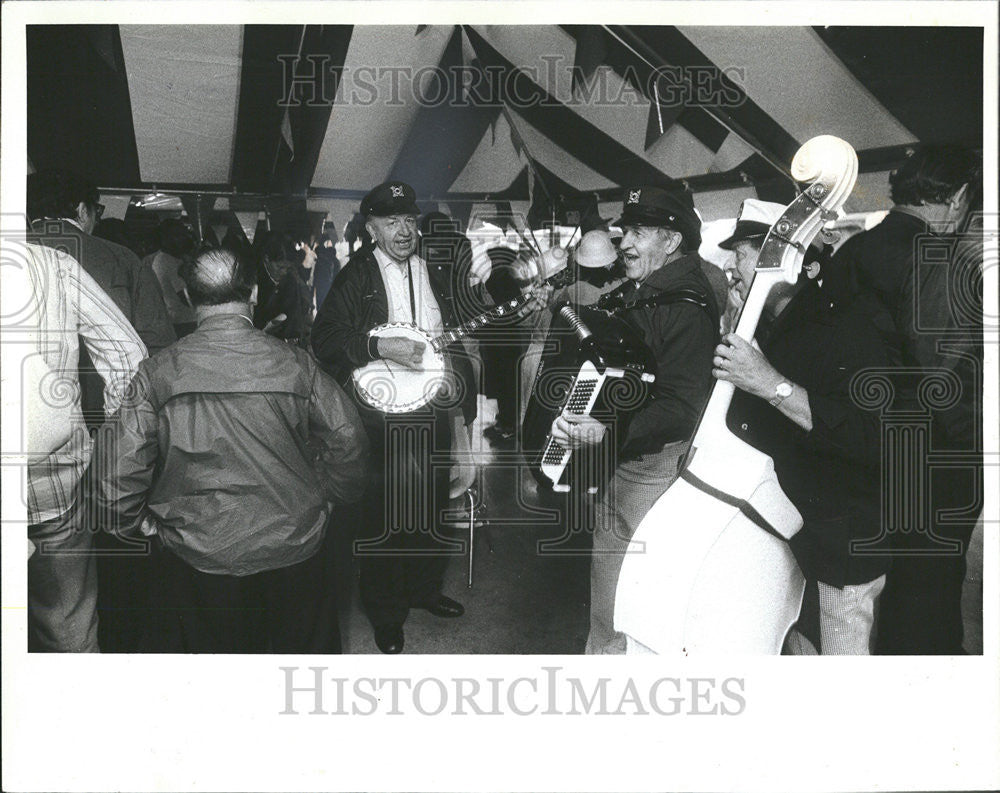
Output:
[{"xmin": 312, "ymin": 181, "xmax": 476, "ymax": 654}]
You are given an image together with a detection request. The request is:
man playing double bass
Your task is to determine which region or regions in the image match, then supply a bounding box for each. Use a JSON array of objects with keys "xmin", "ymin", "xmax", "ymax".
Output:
[
  {"xmin": 713, "ymin": 199, "xmax": 893, "ymax": 654},
  {"xmin": 550, "ymin": 185, "xmax": 719, "ymax": 654}
]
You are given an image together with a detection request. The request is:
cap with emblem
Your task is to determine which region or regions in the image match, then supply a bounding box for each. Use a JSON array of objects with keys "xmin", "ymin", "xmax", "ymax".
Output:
[
  {"xmin": 718, "ymin": 199, "xmax": 784, "ymax": 250},
  {"xmin": 360, "ymin": 181, "xmax": 420, "ymax": 217},
  {"xmin": 718, "ymin": 198, "xmax": 825, "ymax": 252},
  {"xmin": 615, "ymin": 185, "xmax": 702, "ymax": 250}
]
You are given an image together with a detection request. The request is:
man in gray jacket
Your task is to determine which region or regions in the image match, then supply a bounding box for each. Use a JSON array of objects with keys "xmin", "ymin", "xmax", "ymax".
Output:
[{"xmin": 94, "ymin": 248, "xmax": 369, "ymax": 653}]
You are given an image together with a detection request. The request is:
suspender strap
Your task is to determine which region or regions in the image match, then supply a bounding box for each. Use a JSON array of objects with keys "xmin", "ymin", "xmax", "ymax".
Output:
[
  {"xmin": 406, "ymin": 256, "xmax": 417, "ymax": 324},
  {"xmin": 623, "ymin": 288, "xmax": 712, "ymax": 312},
  {"xmin": 680, "ymin": 469, "xmax": 788, "ymax": 543},
  {"xmin": 607, "ymin": 288, "xmax": 717, "ymax": 326}
]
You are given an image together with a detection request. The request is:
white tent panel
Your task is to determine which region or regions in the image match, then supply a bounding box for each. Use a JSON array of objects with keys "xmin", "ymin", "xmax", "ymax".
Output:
[
  {"xmin": 710, "ymin": 132, "xmax": 758, "ymax": 173},
  {"xmin": 450, "ymin": 109, "xmax": 618, "ymax": 195},
  {"xmin": 472, "ymin": 25, "xmax": 577, "ymax": 102},
  {"xmin": 311, "ymin": 26, "xmax": 453, "ymax": 190},
  {"xmin": 512, "ymin": 109, "xmax": 617, "ymax": 191},
  {"xmin": 447, "ymin": 116, "xmax": 526, "ymax": 194},
  {"xmin": 477, "ymin": 27, "xmax": 714, "ymax": 182},
  {"xmin": 571, "ymin": 66, "xmax": 650, "ymax": 157},
  {"xmin": 646, "ymin": 123, "xmax": 717, "ymax": 179},
  {"xmin": 679, "ymin": 27, "xmax": 916, "ymax": 150},
  {"xmin": 694, "ymin": 186, "xmax": 758, "ymax": 223},
  {"xmin": 120, "ymin": 25, "xmax": 242, "ymax": 183}
]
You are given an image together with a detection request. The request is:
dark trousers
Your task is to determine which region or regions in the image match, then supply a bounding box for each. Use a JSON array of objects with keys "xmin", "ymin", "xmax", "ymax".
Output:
[
  {"xmin": 141, "ymin": 535, "xmax": 339, "ymax": 654},
  {"xmin": 481, "ymin": 336, "xmax": 528, "ymax": 430},
  {"xmin": 875, "ymin": 467, "xmax": 979, "ymax": 655},
  {"xmin": 876, "ymin": 554, "xmax": 969, "ymax": 654},
  {"xmin": 94, "ymin": 531, "xmax": 155, "ymax": 653},
  {"xmin": 357, "ymin": 408, "xmax": 458, "ymax": 627}
]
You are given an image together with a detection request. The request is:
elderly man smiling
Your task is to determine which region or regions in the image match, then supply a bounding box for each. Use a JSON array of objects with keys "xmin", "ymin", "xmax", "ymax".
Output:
[
  {"xmin": 550, "ymin": 185, "xmax": 720, "ymax": 654},
  {"xmin": 312, "ymin": 181, "xmax": 477, "ymax": 654}
]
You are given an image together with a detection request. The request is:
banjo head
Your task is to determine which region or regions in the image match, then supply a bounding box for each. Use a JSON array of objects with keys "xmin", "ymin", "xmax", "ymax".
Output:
[{"xmin": 352, "ymin": 323, "xmax": 453, "ymax": 413}]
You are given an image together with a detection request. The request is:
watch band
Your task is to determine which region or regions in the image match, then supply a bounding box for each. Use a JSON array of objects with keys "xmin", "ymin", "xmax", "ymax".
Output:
[{"xmin": 769, "ymin": 382, "xmax": 793, "ymax": 407}]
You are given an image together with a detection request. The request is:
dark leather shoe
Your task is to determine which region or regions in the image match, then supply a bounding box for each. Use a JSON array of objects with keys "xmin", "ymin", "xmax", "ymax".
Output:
[
  {"xmin": 413, "ymin": 594, "xmax": 465, "ymax": 618},
  {"xmin": 374, "ymin": 623, "xmax": 404, "ymax": 654}
]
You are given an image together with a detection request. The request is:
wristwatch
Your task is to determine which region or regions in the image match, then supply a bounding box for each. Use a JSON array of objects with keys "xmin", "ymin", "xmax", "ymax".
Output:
[{"xmin": 769, "ymin": 381, "xmax": 793, "ymax": 407}]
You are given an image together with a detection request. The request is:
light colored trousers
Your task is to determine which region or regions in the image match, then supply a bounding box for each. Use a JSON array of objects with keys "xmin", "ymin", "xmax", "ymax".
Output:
[
  {"xmin": 585, "ymin": 440, "xmax": 688, "ymax": 655},
  {"xmin": 785, "ymin": 575, "xmax": 887, "ymax": 655},
  {"xmin": 28, "ymin": 497, "xmax": 100, "ymax": 653}
]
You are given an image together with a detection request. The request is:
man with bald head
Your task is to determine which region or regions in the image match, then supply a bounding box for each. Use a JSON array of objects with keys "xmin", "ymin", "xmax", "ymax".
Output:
[{"xmin": 93, "ymin": 247, "xmax": 369, "ymax": 653}]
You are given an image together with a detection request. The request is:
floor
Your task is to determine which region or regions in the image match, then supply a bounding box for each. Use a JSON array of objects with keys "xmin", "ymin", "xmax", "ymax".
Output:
[
  {"xmin": 336, "ymin": 396, "xmax": 986, "ymax": 655},
  {"xmin": 335, "ymin": 396, "xmax": 592, "ymax": 654}
]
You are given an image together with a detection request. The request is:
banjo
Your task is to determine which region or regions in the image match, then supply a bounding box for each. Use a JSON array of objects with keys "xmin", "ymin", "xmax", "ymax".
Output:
[{"xmin": 352, "ymin": 260, "xmax": 576, "ymax": 413}]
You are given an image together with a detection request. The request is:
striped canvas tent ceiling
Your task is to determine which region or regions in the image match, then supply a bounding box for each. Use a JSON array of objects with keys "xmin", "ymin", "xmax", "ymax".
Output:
[{"xmin": 27, "ymin": 24, "xmax": 983, "ymax": 232}]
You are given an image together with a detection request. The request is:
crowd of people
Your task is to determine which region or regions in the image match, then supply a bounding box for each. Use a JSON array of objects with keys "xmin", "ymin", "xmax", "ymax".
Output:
[{"xmin": 21, "ymin": 142, "xmax": 983, "ymax": 655}]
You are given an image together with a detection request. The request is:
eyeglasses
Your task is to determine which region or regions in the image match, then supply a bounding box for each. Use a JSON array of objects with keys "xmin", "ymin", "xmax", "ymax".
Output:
[{"xmin": 93, "ymin": 203, "xmax": 106, "ymax": 220}]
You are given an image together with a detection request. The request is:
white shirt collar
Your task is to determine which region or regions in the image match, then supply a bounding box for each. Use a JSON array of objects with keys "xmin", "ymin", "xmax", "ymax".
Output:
[
  {"xmin": 374, "ymin": 246, "xmax": 422, "ymax": 271},
  {"xmin": 50, "ymin": 217, "xmax": 86, "ymax": 233}
]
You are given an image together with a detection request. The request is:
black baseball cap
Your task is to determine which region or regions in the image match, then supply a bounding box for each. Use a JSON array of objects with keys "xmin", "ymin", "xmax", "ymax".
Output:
[{"xmin": 360, "ymin": 181, "xmax": 420, "ymax": 217}]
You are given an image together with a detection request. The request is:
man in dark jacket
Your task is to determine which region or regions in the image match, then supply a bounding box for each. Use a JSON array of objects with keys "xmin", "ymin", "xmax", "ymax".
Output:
[
  {"xmin": 93, "ymin": 247, "xmax": 369, "ymax": 653},
  {"xmin": 714, "ymin": 200, "xmax": 892, "ymax": 653},
  {"xmin": 550, "ymin": 185, "xmax": 719, "ymax": 654},
  {"xmin": 311, "ymin": 182, "xmax": 476, "ymax": 654},
  {"xmin": 826, "ymin": 145, "xmax": 982, "ymax": 654}
]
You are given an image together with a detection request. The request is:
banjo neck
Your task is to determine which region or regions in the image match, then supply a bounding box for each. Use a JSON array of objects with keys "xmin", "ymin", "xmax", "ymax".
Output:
[
  {"xmin": 429, "ymin": 264, "xmax": 574, "ymax": 352},
  {"xmin": 431, "ymin": 293, "xmax": 533, "ymax": 352}
]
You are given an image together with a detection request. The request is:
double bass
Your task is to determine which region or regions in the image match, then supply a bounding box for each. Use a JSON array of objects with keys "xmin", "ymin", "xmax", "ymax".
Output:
[{"xmin": 614, "ymin": 135, "xmax": 859, "ymax": 655}]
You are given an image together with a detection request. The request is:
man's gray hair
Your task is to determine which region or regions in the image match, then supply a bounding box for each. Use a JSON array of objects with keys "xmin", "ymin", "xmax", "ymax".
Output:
[{"xmin": 179, "ymin": 248, "xmax": 256, "ymax": 307}]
